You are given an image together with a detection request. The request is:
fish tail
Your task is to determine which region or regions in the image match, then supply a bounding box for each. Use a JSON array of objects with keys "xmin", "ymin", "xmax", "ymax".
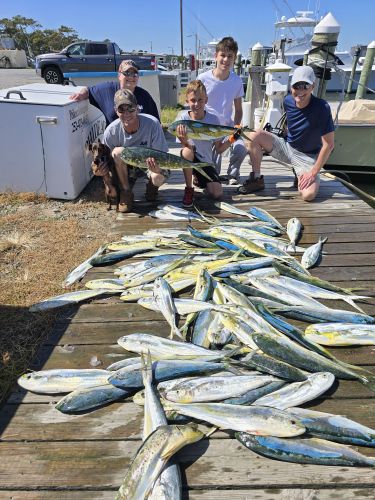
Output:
[
  {"xmin": 342, "ymin": 297, "xmax": 367, "ymax": 314},
  {"xmin": 194, "ymin": 206, "xmax": 219, "ymax": 224},
  {"xmin": 193, "ymin": 166, "xmax": 213, "ymax": 181},
  {"xmin": 240, "ymin": 128, "xmax": 255, "ymax": 141},
  {"xmin": 171, "ymin": 324, "xmax": 184, "ymax": 340},
  {"xmin": 320, "ymin": 237, "xmax": 328, "ymax": 244},
  {"xmin": 141, "ymin": 351, "xmax": 153, "ymax": 388},
  {"xmin": 223, "ymin": 346, "xmax": 243, "ymax": 359},
  {"xmin": 361, "ymin": 376, "xmax": 375, "ymax": 394}
]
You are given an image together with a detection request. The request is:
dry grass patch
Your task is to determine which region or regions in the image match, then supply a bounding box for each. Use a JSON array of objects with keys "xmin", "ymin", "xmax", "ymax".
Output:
[
  {"xmin": 0, "ymin": 178, "xmax": 123, "ymax": 402},
  {"xmin": 0, "ymin": 230, "xmax": 33, "ymax": 252}
]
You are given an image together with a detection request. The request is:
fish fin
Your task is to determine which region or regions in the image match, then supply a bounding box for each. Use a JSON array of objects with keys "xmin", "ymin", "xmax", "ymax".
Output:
[{"xmin": 205, "ymin": 426, "xmax": 218, "ymax": 437}]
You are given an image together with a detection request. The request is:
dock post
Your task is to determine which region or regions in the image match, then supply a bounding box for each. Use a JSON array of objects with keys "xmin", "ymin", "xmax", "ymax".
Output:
[
  {"xmin": 346, "ymin": 46, "xmax": 361, "ymax": 94},
  {"xmin": 355, "ymin": 41, "xmax": 375, "ymax": 99},
  {"xmin": 245, "ymin": 42, "xmax": 263, "ymax": 128},
  {"xmin": 308, "ymin": 12, "xmax": 340, "ymax": 100},
  {"xmin": 235, "ymin": 52, "xmax": 242, "ymax": 75}
]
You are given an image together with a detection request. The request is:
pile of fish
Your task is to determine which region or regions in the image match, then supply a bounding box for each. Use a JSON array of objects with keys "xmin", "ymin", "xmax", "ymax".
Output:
[{"xmin": 23, "ymin": 201, "xmax": 375, "ymax": 497}]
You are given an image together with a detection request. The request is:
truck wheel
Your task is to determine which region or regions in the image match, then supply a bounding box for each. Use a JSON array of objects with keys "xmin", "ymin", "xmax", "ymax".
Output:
[
  {"xmin": 44, "ymin": 66, "xmax": 63, "ymax": 84},
  {"xmin": 4, "ymin": 58, "xmax": 11, "ymax": 69}
]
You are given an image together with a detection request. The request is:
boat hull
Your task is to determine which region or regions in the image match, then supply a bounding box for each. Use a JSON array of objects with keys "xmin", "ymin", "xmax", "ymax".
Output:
[{"xmin": 326, "ymin": 124, "xmax": 375, "ymax": 171}]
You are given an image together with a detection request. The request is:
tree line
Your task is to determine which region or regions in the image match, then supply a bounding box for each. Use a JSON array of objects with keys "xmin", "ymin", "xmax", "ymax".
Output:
[{"xmin": 0, "ymin": 15, "xmax": 80, "ymax": 56}]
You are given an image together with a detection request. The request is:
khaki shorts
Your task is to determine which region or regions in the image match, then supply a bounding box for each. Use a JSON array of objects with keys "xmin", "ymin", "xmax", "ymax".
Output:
[{"xmin": 269, "ymin": 135, "xmax": 319, "ymax": 180}]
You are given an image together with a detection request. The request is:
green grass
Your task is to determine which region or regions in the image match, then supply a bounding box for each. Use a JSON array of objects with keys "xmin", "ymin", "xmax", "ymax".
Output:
[
  {"xmin": 161, "ymin": 106, "xmax": 181, "ymax": 128},
  {"xmin": 161, "ymin": 89, "xmax": 187, "ymax": 128}
]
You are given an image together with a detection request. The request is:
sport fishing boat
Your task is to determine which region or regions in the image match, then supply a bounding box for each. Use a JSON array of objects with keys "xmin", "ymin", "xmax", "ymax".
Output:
[
  {"xmin": 269, "ymin": 9, "xmax": 375, "ymax": 174},
  {"xmin": 326, "ymin": 99, "xmax": 375, "ymax": 174},
  {"xmin": 272, "ymin": 10, "xmax": 375, "ymax": 92}
]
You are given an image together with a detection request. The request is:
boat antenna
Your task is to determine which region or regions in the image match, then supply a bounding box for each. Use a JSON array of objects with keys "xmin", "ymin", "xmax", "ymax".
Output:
[
  {"xmin": 184, "ymin": 4, "xmax": 215, "ymax": 40},
  {"xmin": 281, "ymin": 0, "xmax": 310, "ymax": 39}
]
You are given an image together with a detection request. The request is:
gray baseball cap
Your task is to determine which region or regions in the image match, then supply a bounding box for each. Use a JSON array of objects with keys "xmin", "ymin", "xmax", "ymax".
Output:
[{"xmin": 291, "ymin": 66, "xmax": 316, "ymax": 86}]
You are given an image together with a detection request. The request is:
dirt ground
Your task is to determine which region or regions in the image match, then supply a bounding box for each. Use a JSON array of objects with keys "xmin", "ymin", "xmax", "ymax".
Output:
[{"xmin": 0, "ymin": 178, "xmax": 124, "ymax": 402}]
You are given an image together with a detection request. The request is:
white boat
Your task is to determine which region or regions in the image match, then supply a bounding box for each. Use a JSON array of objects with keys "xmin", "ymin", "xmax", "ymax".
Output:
[{"xmin": 272, "ymin": 10, "xmax": 375, "ymax": 93}]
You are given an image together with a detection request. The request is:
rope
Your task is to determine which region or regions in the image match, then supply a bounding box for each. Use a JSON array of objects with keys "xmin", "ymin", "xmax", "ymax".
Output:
[
  {"xmin": 271, "ymin": 157, "xmax": 375, "ymax": 205},
  {"xmin": 322, "ymin": 171, "xmax": 375, "ymax": 204}
]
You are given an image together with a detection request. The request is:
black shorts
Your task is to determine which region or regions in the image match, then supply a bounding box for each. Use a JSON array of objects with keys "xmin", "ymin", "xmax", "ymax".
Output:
[{"xmin": 192, "ymin": 155, "xmax": 221, "ymax": 189}]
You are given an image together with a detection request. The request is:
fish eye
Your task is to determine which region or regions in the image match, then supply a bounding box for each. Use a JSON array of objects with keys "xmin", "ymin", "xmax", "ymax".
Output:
[{"xmin": 291, "ymin": 420, "xmax": 296, "ymax": 424}]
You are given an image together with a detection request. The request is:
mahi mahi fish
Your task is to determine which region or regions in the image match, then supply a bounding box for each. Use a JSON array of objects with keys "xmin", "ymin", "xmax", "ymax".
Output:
[
  {"xmin": 236, "ymin": 433, "xmax": 375, "ymax": 466},
  {"xmin": 120, "ymin": 146, "xmax": 213, "ymax": 180},
  {"xmin": 168, "ymin": 120, "xmax": 253, "ymax": 140}
]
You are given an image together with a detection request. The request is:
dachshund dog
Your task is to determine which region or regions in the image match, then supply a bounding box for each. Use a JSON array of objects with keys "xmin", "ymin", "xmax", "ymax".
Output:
[{"xmin": 89, "ymin": 139, "xmax": 119, "ymax": 210}]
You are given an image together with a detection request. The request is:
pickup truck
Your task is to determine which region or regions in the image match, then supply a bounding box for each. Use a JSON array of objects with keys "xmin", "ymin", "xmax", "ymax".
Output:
[{"xmin": 35, "ymin": 41, "xmax": 157, "ymax": 84}]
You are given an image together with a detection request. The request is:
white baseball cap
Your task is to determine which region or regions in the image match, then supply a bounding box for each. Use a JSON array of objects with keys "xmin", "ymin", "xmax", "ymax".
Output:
[{"xmin": 291, "ymin": 66, "xmax": 316, "ymax": 86}]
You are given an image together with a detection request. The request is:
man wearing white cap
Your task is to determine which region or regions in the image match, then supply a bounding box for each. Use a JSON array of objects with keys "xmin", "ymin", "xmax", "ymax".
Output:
[{"xmin": 238, "ymin": 65, "xmax": 335, "ymax": 202}]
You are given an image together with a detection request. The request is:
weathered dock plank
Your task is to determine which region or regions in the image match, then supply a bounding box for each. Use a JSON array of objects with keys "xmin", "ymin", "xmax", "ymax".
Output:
[
  {"xmin": 2, "ymin": 398, "xmax": 375, "ymax": 441},
  {"xmin": 1, "ymin": 440, "xmax": 375, "ymax": 490},
  {"xmin": 1, "ymin": 159, "xmax": 375, "ymax": 498}
]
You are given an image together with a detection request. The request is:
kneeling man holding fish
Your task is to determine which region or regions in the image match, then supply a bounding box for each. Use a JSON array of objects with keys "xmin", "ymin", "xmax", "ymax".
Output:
[
  {"xmin": 238, "ymin": 66, "xmax": 335, "ymax": 202},
  {"xmin": 103, "ymin": 89, "xmax": 169, "ymax": 213}
]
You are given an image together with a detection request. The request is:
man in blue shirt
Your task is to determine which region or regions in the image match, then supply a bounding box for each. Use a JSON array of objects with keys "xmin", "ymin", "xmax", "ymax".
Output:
[
  {"xmin": 238, "ymin": 66, "xmax": 335, "ymax": 202},
  {"xmin": 69, "ymin": 60, "xmax": 159, "ymax": 126}
]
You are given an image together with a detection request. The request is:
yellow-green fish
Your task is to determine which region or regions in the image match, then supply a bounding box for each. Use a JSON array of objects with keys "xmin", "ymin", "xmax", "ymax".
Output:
[
  {"xmin": 168, "ymin": 120, "xmax": 253, "ymax": 140},
  {"xmin": 121, "ymin": 146, "xmax": 213, "ymax": 180}
]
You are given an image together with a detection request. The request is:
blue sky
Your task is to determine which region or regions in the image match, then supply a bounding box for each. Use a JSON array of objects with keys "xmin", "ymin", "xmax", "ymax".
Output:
[{"xmin": 2, "ymin": 0, "xmax": 374, "ymax": 56}]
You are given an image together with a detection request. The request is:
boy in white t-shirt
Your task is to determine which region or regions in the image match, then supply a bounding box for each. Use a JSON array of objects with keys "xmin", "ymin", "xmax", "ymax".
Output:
[
  {"xmin": 198, "ymin": 37, "xmax": 247, "ymax": 185},
  {"xmin": 176, "ymin": 80, "xmax": 240, "ymax": 208}
]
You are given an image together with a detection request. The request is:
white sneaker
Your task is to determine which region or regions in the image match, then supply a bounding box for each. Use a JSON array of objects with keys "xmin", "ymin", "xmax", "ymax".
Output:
[{"xmin": 228, "ymin": 177, "xmax": 240, "ymax": 186}]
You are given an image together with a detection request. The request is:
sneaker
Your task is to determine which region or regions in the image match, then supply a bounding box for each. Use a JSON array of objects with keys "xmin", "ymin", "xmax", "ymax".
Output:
[
  {"xmin": 228, "ymin": 177, "xmax": 240, "ymax": 186},
  {"xmin": 145, "ymin": 180, "xmax": 159, "ymax": 201},
  {"xmin": 118, "ymin": 190, "xmax": 134, "ymax": 213},
  {"xmin": 237, "ymin": 173, "xmax": 265, "ymax": 194},
  {"xmin": 182, "ymin": 187, "xmax": 194, "ymax": 209}
]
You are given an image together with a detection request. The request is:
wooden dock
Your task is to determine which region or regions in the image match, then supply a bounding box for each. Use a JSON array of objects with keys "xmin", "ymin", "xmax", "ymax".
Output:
[{"xmin": 1, "ymin": 156, "xmax": 375, "ymax": 499}]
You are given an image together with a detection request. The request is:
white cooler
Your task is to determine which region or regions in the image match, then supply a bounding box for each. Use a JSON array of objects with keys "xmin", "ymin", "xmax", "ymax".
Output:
[{"xmin": 0, "ymin": 83, "xmax": 106, "ymax": 199}]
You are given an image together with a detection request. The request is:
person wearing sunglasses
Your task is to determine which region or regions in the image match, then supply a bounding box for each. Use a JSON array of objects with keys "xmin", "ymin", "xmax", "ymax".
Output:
[
  {"xmin": 102, "ymin": 89, "xmax": 169, "ymax": 213},
  {"xmin": 238, "ymin": 65, "xmax": 335, "ymax": 202},
  {"xmin": 69, "ymin": 60, "xmax": 159, "ymax": 126}
]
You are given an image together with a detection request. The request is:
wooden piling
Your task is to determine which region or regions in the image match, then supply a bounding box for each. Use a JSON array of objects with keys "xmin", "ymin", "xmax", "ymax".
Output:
[
  {"xmin": 355, "ymin": 41, "xmax": 375, "ymax": 99},
  {"xmin": 303, "ymin": 50, "xmax": 309, "ymax": 66},
  {"xmin": 234, "ymin": 52, "xmax": 242, "ymax": 76},
  {"xmin": 346, "ymin": 46, "xmax": 361, "ymax": 94},
  {"xmin": 245, "ymin": 42, "xmax": 263, "ymax": 128}
]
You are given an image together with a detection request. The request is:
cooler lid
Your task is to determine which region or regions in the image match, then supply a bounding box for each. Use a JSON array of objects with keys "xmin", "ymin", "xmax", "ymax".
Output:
[{"xmin": 0, "ymin": 83, "xmax": 86, "ymax": 106}]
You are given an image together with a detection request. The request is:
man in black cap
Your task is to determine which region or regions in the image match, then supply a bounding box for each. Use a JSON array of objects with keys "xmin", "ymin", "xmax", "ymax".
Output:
[
  {"xmin": 103, "ymin": 89, "xmax": 169, "ymax": 213},
  {"xmin": 238, "ymin": 66, "xmax": 335, "ymax": 202},
  {"xmin": 70, "ymin": 60, "xmax": 159, "ymax": 125}
]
